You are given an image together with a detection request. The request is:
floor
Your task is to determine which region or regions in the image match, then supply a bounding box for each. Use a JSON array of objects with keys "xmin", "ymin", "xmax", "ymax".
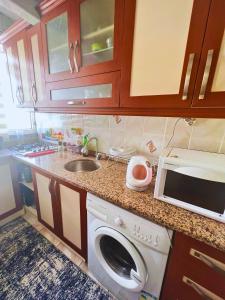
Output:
[{"xmin": 22, "ymin": 212, "xmax": 96, "ymax": 284}]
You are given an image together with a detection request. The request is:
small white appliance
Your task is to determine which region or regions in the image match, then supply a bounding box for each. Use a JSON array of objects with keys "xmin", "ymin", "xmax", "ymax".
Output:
[
  {"xmin": 87, "ymin": 193, "xmax": 172, "ymax": 300},
  {"xmin": 154, "ymin": 148, "xmax": 225, "ymax": 223},
  {"xmin": 126, "ymin": 156, "xmax": 152, "ymax": 191}
]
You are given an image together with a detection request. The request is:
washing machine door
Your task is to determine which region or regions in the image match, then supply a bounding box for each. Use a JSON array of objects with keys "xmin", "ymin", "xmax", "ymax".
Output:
[{"xmin": 94, "ymin": 226, "xmax": 147, "ymax": 292}]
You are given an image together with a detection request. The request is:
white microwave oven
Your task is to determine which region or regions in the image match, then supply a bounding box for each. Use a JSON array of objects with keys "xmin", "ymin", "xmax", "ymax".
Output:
[{"xmin": 154, "ymin": 148, "xmax": 225, "ymax": 223}]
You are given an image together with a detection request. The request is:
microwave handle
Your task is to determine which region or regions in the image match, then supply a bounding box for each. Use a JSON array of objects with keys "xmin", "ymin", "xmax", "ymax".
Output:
[{"xmin": 164, "ymin": 165, "xmax": 225, "ymax": 183}]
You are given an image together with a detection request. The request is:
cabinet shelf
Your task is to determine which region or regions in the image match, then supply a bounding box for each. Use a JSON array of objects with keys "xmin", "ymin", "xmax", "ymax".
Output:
[
  {"xmin": 82, "ymin": 24, "xmax": 114, "ymax": 40},
  {"xmin": 49, "ymin": 43, "xmax": 68, "ymax": 53},
  {"xmin": 82, "ymin": 46, "xmax": 113, "ymax": 57}
]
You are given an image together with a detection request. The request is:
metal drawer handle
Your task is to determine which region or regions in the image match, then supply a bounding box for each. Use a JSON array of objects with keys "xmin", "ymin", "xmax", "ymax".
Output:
[
  {"xmin": 182, "ymin": 53, "xmax": 195, "ymax": 100},
  {"xmin": 67, "ymin": 100, "xmax": 86, "ymax": 105},
  {"xmin": 199, "ymin": 49, "xmax": 214, "ymax": 100},
  {"xmin": 183, "ymin": 276, "xmax": 223, "ymax": 300},
  {"xmin": 73, "ymin": 40, "xmax": 79, "ymax": 73},
  {"xmin": 190, "ymin": 248, "xmax": 225, "ymax": 276},
  {"xmin": 18, "ymin": 86, "xmax": 24, "ymax": 104},
  {"xmin": 31, "ymin": 82, "xmax": 37, "ymax": 105},
  {"xmin": 48, "ymin": 179, "xmax": 54, "ymax": 195},
  {"xmin": 68, "ymin": 42, "xmax": 74, "ymax": 73},
  {"xmin": 16, "ymin": 86, "xmax": 21, "ymax": 104}
]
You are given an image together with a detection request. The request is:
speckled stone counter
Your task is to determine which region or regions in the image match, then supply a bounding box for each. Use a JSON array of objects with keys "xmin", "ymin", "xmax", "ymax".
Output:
[{"xmin": 13, "ymin": 152, "xmax": 225, "ymax": 252}]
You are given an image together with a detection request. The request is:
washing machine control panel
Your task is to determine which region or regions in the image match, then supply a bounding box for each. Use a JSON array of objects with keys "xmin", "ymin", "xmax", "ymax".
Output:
[
  {"xmin": 87, "ymin": 193, "xmax": 172, "ymax": 254},
  {"xmin": 133, "ymin": 224, "xmax": 160, "ymax": 247}
]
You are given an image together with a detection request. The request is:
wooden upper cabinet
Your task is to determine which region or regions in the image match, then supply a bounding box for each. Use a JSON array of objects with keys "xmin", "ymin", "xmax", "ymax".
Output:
[
  {"xmin": 193, "ymin": 0, "xmax": 225, "ymax": 108},
  {"xmin": 120, "ymin": 0, "xmax": 211, "ymax": 109},
  {"xmin": 4, "ymin": 31, "xmax": 32, "ymax": 108},
  {"xmin": 4, "ymin": 26, "xmax": 44, "ymax": 109},
  {"xmin": 41, "ymin": 0, "xmax": 124, "ymax": 83},
  {"xmin": 26, "ymin": 24, "xmax": 45, "ymax": 108},
  {"xmin": 45, "ymin": 71, "xmax": 120, "ymax": 108}
]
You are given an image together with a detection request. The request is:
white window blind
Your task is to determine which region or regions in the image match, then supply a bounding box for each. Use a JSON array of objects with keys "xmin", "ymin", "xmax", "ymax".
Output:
[{"xmin": 0, "ymin": 45, "xmax": 33, "ymax": 133}]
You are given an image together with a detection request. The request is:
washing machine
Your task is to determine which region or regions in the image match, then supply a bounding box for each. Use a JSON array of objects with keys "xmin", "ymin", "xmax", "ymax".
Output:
[{"xmin": 87, "ymin": 193, "xmax": 173, "ymax": 300}]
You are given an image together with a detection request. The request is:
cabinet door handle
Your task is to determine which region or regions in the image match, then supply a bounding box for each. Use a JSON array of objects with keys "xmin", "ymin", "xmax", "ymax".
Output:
[
  {"xmin": 182, "ymin": 53, "xmax": 195, "ymax": 100},
  {"xmin": 18, "ymin": 86, "xmax": 24, "ymax": 104},
  {"xmin": 53, "ymin": 180, "xmax": 57, "ymax": 198},
  {"xmin": 190, "ymin": 248, "xmax": 225, "ymax": 276},
  {"xmin": 73, "ymin": 40, "xmax": 79, "ymax": 72},
  {"xmin": 31, "ymin": 82, "xmax": 37, "ymax": 105},
  {"xmin": 16, "ymin": 86, "xmax": 22, "ymax": 104},
  {"xmin": 199, "ymin": 49, "xmax": 214, "ymax": 100},
  {"xmin": 68, "ymin": 42, "xmax": 74, "ymax": 73},
  {"xmin": 183, "ymin": 276, "xmax": 223, "ymax": 300},
  {"xmin": 67, "ymin": 100, "xmax": 86, "ymax": 105},
  {"xmin": 48, "ymin": 179, "xmax": 54, "ymax": 195}
]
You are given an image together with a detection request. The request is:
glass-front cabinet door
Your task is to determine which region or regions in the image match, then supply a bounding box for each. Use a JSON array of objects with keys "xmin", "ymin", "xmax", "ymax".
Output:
[
  {"xmin": 45, "ymin": 71, "xmax": 120, "ymax": 108},
  {"xmin": 77, "ymin": 0, "xmax": 123, "ymax": 76},
  {"xmin": 80, "ymin": 0, "xmax": 115, "ymax": 67},
  {"xmin": 42, "ymin": 1, "xmax": 73, "ymax": 82},
  {"xmin": 192, "ymin": 0, "xmax": 225, "ymax": 108},
  {"xmin": 42, "ymin": 0, "xmax": 123, "ymax": 82}
]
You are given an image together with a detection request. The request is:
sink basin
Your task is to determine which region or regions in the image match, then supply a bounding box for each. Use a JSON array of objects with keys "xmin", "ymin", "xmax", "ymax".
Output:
[{"xmin": 64, "ymin": 159, "xmax": 100, "ymax": 172}]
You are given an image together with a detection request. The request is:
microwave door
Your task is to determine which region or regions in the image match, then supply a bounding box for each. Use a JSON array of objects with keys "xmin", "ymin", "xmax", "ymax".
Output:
[
  {"xmin": 163, "ymin": 167, "xmax": 225, "ymax": 215},
  {"xmin": 173, "ymin": 166, "xmax": 225, "ymax": 184}
]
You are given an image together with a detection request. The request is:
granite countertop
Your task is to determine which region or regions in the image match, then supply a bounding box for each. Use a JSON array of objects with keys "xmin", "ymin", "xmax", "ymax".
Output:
[{"xmin": 10, "ymin": 151, "xmax": 225, "ymax": 252}]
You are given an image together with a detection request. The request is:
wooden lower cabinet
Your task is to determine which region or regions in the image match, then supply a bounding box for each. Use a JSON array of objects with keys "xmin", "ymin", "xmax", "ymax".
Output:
[
  {"xmin": 32, "ymin": 169, "xmax": 87, "ymax": 259},
  {"xmin": 33, "ymin": 171, "xmax": 55, "ymax": 229},
  {"xmin": 161, "ymin": 232, "xmax": 225, "ymax": 300},
  {"xmin": 0, "ymin": 159, "xmax": 22, "ymax": 221}
]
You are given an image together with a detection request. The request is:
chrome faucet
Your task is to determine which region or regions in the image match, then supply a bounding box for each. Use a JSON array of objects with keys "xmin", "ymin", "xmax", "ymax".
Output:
[{"xmin": 81, "ymin": 136, "xmax": 98, "ymax": 158}]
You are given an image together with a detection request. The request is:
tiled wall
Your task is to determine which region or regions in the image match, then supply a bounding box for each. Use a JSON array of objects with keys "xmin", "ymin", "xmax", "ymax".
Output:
[{"xmin": 35, "ymin": 113, "xmax": 225, "ymax": 161}]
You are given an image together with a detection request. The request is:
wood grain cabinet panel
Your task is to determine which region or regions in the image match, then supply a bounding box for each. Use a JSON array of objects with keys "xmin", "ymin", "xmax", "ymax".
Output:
[
  {"xmin": 4, "ymin": 29, "xmax": 41, "ymax": 108},
  {"xmin": 121, "ymin": 0, "xmax": 211, "ymax": 109},
  {"xmin": 56, "ymin": 180, "xmax": 87, "ymax": 259},
  {"xmin": 0, "ymin": 159, "xmax": 22, "ymax": 221},
  {"xmin": 34, "ymin": 172, "xmax": 54, "ymax": 229},
  {"xmin": 33, "ymin": 169, "xmax": 87, "ymax": 259},
  {"xmin": 45, "ymin": 71, "xmax": 120, "ymax": 108},
  {"xmin": 41, "ymin": 0, "xmax": 124, "ymax": 83},
  {"xmin": 161, "ymin": 232, "xmax": 225, "ymax": 300},
  {"xmin": 192, "ymin": 0, "xmax": 225, "ymax": 108},
  {"xmin": 4, "ymin": 32, "xmax": 31, "ymax": 107},
  {"xmin": 0, "ymin": 164, "xmax": 16, "ymax": 216},
  {"xmin": 26, "ymin": 24, "xmax": 45, "ymax": 108},
  {"xmin": 59, "ymin": 184, "xmax": 82, "ymax": 249}
]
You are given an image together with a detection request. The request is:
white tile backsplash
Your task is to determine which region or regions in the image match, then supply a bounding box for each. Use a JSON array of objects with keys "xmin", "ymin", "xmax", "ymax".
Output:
[{"xmin": 35, "ymin": 113, "xmax": 225, "ymax": 159}]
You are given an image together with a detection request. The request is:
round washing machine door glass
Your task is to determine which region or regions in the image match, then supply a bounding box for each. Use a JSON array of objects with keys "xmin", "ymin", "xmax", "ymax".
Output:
[{"xmin": 94, "ymin": 226, "xmax": 147, "ymax": 292}]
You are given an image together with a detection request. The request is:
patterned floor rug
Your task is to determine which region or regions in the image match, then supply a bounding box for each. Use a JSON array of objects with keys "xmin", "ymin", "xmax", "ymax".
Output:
[{"xmin": 0, "ymin": 218, "xmax": 114, "ymax": 300}]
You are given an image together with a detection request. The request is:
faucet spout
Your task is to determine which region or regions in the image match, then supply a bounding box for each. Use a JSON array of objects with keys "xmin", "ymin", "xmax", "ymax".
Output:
[{"xmin": 81, "ymin": 136, "xmax": 98, "ymax": 158}]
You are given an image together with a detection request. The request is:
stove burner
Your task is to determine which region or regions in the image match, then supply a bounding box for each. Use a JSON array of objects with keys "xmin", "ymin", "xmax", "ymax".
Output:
[{"xmin": 10, "ymin": 143, "xmax": 58, "ymax": 156}]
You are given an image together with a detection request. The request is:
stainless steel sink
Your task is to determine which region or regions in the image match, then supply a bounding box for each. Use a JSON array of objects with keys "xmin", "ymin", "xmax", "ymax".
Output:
[{"xmin": 64, "ymin": 159, "xmax": 100, "ymax": 172}]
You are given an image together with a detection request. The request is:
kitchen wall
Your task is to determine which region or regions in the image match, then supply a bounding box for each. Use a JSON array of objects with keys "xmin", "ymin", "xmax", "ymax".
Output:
[{"xmin": 35, "ymin": 113, "xmax": 225, "ymax": 162}]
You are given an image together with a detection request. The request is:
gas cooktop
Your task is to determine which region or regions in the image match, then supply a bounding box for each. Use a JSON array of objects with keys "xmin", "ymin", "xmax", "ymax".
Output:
[{"xmin": 10, "ymin": 143, "xmax": 58, "ymax": 157}]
